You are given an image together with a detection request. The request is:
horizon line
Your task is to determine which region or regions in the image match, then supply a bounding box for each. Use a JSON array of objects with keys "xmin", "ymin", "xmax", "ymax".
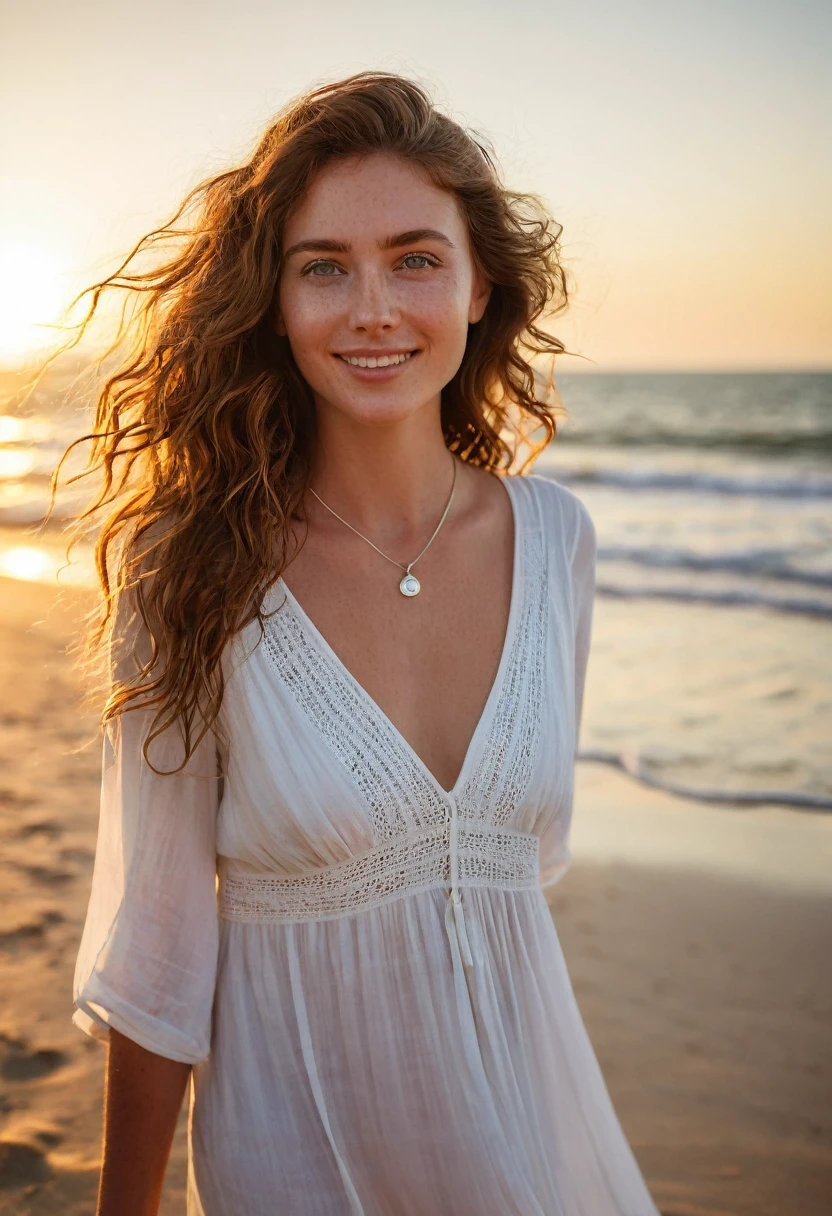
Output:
[{"xmin": 1, "ymin": 355, "xmax": 831, "ymax": 379}]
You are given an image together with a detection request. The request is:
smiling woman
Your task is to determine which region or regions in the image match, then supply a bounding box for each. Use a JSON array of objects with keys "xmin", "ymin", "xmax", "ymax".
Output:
[
  {"xmin": 59, "ymin": 71, "xmax": 662, "ymax": 1216},
  {"xmin": 277, "ymin": 164, "xmax": 491, "ymax": 418}
]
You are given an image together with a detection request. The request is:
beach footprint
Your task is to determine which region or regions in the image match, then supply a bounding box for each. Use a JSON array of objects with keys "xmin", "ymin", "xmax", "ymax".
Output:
[
  {"xmin": 0, "ymin": 1035, "xmax": 67, "ymax": 1083},
  {"xmin": 10, "ymin": 862, "xmax": 74, "ymax": 886},
  {"xmin": 0, "ymin": 1122, "xmax": 64, "ymax": 1193},
  {"xmin": 0, "ymin": 1139, "xmax": 53, "ymax": 1189},
  {"xmin": 0, "ymin": 910, "xmax": 64, "ymax": 954},
  {"xmin": 15, "ymin": 818, "xmax": 63, "ymax": 840}
]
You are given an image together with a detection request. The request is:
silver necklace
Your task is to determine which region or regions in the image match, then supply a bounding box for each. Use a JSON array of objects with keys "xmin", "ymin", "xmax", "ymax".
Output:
[{"xmin": 308, "ymin": 457, "xmax": 458, "ymax": 598}]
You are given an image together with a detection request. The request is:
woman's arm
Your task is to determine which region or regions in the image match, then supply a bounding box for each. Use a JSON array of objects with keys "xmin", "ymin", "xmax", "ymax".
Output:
[
  {"xmin": 96, "ymin": 1028, "xmax": 191, "ymax": 1216},
  {"xmin": 72, "ymin": 582, "xmax": 223, "ymax": 1211}
]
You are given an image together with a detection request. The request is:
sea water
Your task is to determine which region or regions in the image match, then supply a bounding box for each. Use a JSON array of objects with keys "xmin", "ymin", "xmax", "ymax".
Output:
[{"xmin": 541, "ymin": 372, "xmax": 831, "ymax": 813}]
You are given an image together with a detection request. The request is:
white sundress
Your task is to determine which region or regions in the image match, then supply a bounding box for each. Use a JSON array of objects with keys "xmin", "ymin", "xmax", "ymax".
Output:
[{"xmin": 73, "ymin": 471, "xmax": 661, "ymax": 1216}]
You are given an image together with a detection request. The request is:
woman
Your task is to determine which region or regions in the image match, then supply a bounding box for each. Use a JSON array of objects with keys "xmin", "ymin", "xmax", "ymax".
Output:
[{"xmin": 68, "ymin": 72, "xmax": 660, "ymax": 1215}]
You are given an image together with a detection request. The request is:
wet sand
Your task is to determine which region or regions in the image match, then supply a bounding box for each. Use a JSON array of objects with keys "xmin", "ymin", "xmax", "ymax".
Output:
[{"xmin": 0, "ymin": 576, "xmax": 829, "ymax": 1215}]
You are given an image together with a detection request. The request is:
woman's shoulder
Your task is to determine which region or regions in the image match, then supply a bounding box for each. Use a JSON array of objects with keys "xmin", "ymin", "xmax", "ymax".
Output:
[{"xmin": 510, "ymin": 471, "xmax": 597, "ymax": 562}]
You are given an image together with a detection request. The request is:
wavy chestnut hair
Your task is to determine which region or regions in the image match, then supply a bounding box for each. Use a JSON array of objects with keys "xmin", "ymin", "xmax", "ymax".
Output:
[{"xmin": 51, "ymin": 70, "xmax": 571, "ymax": 772}]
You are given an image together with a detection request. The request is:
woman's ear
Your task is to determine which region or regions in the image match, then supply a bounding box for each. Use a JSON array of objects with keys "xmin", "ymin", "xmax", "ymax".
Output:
[
  {"xmin": 274, "ymin": 309, "xmax": 287, "ymax": 337},
  {"xmin": 468, "ymin": 268, "xmax": 492, "ymax": 324}
]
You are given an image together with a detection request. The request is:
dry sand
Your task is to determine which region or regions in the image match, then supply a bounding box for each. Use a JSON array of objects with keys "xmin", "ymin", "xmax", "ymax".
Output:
[{"xmin": 0, "ymin": 576, "xmax": 829, "ymax": 1215}]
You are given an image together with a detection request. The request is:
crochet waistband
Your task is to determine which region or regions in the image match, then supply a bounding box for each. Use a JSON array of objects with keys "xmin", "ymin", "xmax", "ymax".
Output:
[{"xmin": 217, "ymin": 822, "xmax": 540, "ymax": 924}]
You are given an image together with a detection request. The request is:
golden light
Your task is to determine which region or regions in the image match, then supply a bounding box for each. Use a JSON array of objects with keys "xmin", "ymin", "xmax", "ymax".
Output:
[
  {"xmin": 0, "ymin": 545, "xmax": 53, "ymax": 582},
  {"xmin": 0, "ymin": 417, "xmax": 29, "ymax": 443},
  {"xmin": 0, "ymin": 449, "xmax": 35, "ymax": 479},
  {"xmin": 0, "ymin": 542, "xmax": 96, "ymax": 587},
  {"xmin": 0, "ymin": 243, "xmax": 68, "ymax": 360}
]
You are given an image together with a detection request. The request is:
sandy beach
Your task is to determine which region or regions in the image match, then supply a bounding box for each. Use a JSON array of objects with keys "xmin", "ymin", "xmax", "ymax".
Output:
[{"xmin": 0, "ymin": 575, "xmax": 830, "ymax": 1215}]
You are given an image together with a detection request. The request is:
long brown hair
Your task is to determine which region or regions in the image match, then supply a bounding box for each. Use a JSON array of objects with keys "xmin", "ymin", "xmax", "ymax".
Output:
[{"xmin": 51, "ymin": 70, "xmax": 571, "ymax": 772}]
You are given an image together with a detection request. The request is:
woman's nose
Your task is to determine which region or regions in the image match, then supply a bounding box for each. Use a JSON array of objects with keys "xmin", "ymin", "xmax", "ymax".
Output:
[{"xmin": 349, "ymin": 268, "xmax": 400, "ymax": 332}]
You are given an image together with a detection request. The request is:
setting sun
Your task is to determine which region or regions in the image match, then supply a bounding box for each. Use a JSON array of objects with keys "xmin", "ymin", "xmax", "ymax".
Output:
[{"xmin": 0, "ymin": 243, "xmax": 68, "ymax": 361}]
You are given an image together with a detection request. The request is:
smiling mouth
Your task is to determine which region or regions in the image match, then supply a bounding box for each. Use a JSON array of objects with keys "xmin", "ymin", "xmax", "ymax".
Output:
[{"xmin": 335, "ymin": 350, "xmax": 418, "ymax": 369}]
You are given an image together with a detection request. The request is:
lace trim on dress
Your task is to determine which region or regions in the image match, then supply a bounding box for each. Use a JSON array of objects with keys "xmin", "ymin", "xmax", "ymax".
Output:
[
  {"xmin": 262, "ymin": 608, "xmax": 448, "ymax": 839},
  {"xmin": 457, "ymin": 516, "xmax": 549, "ymax": 826},
  {"xmin": 218, "ymin": 824, "xmax": 540, "ymax": 923}
]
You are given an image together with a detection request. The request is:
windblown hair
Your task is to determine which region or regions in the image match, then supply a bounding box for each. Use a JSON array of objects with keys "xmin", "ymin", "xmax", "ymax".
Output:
[{"xmin": 52, "ymin": 70, "xmax": 571, "ymax": 773}]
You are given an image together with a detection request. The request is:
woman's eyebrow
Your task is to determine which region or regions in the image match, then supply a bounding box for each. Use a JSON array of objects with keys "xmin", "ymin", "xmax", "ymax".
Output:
[
  {"xmin": 382, "ymin": 228, "xmax": 454, "ymax": 250},
  {"xmin": 283, "ymin": 229, "xmax": 455, "ymax": 260}
]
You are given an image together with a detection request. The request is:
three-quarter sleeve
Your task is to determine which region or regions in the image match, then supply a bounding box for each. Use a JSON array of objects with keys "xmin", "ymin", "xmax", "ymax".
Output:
[
  {"xmin": 72, "ymin": 592, "xmax": 223, "ymax": 1064},
  {"xmin": 538, "ymin": 487, "xmax": 598, "ymax": 889}
]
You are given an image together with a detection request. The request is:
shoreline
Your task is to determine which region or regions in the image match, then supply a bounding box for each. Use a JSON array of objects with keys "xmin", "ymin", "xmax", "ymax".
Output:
[{"xmin": 571, "ymin": 759, "xmax": 832, "ymax": 897}]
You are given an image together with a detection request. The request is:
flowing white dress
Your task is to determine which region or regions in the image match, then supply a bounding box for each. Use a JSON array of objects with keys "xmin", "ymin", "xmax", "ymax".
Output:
[{"xmin": 73, "ymin": 472, "xmax": 661, "ymax": 1216}]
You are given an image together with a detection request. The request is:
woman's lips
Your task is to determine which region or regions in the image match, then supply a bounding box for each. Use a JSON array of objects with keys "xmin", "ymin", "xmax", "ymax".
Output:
[{"xmin": 334, "ymin": 350, "xmax": 420, "ymax": 378}]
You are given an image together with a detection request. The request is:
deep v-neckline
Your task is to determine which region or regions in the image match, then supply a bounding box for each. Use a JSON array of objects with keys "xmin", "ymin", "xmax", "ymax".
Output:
[{"xmin": 274, "ymin": 474, "xmax": 522, "ymax": 802}]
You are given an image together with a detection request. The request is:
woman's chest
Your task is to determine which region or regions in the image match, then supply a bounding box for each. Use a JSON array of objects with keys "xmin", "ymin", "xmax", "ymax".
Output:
[
  {"xmin": 277, "ymin": 492, "xmax": 516, "ymax": 795},
  {"xmin": 217, "ymin": 512, "xmax": 576, "ymax": 874}
]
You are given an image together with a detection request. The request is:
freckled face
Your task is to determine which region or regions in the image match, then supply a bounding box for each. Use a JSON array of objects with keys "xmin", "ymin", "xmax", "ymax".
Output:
[{"xmin": 276, "ymin": 152, "xmax": 491, "ymax": 428}]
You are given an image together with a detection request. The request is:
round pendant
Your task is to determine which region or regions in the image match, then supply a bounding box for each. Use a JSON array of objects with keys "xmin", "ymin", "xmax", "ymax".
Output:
[{"xmin": 399, "ymin": 573, "xmax": 421, "ymax": 597}]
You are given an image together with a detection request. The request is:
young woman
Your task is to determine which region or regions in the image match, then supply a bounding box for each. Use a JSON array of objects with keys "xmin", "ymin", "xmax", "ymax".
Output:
[{"xmin": 69, "ymin": 72, "xmax": 660, "ymax": 1216}]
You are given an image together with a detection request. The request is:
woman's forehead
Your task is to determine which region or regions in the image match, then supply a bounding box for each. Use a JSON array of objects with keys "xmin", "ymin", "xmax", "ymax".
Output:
[{"xmin": 283, "ymin": 153, "xmax": 467, "ymax": 245}]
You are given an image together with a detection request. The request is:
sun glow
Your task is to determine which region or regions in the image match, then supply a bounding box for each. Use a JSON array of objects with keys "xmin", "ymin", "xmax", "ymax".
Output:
[
  {"xmin": 0, "ymin": 545, "xmax": 53, "ymax": 582},
  {"xmin": 0, "ymin": 243, "xmax": 68, "ymax": 360},
  {"xmin": 0, "ymin": 542, "xmax": 95, "ymax": 586}
]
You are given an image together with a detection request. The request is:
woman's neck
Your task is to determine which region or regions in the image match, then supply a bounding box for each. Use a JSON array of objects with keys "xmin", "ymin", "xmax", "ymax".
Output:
[{"xmin": 309, "ymin": 406, "xmax": 461, "ymax": 547}]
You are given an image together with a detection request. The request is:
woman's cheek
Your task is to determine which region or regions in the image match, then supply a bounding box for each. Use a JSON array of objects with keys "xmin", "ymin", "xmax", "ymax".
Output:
[{"xmin": 407, "ymin": 276, "xmax": 471, "ymax": 331}]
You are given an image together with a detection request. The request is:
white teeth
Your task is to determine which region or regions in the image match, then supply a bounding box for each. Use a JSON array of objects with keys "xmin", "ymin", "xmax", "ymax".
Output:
[{"xmin": 341, "ymin": 352, "xmax": 414, "ymax": 368}]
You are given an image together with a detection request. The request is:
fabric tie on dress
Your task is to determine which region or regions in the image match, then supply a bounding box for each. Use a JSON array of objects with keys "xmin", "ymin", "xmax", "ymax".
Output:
[{"xmin": 445, "ymin": 791, "xmax": 475, "ymax": 968}]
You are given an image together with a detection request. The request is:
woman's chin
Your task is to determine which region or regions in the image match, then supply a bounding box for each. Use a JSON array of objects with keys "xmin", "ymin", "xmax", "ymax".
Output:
[
  {"xmin": 312, "ymin": 382, "xmax": 444, "ymax": 430},
  {"xmin": 331, "ymin": 399, "xmax": 436, "ymax": 429}
]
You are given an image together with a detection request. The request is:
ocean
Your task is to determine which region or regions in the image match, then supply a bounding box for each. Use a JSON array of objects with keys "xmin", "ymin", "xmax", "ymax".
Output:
[
  {"xmin": 1, "ymin": 367, "xmax": 830, "ymax": 812},
  {"xmin": 541, "ymin": 372, "xmax": 832, "ymax": 619}
]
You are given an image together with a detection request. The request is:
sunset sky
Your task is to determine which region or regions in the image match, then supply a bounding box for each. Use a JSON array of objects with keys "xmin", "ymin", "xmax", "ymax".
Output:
[{"xmin": 1, "ymin": 0, "xmax": 829, "ymax": 370}]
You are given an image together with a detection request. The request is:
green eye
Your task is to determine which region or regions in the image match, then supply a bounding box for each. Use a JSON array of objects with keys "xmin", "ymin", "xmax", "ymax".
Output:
[
  {"xmin": 401, "ymin": 254, "xmax": 434, "ymax": 270},
  {"xmin": 304, "ymin": 260, "xmax": 340, "ymax": 276}
]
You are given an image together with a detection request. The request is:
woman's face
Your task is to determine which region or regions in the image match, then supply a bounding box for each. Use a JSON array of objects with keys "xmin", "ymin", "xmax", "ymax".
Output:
[{"xmin": 276, "ymin": 152, "xmax": 491, "ymax": 429}]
